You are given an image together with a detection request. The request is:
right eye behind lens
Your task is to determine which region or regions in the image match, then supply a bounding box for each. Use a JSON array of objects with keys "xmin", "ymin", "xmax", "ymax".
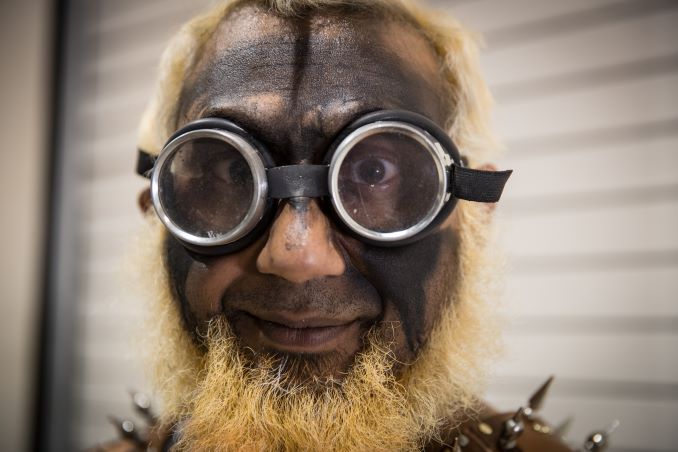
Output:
[{"xmin": 157, "ymin": 136, "xmax": 255, "ymax": 240}]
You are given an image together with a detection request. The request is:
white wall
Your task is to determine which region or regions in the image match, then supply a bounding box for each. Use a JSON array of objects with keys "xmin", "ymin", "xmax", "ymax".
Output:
[{"xmin": 0, "ymin": 0, "xmax": 52, "ymax": 450}]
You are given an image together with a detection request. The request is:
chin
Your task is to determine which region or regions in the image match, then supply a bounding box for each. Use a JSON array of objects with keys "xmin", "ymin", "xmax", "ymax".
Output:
[{"xmin": 244, "ymin": 349, "xmax": 356, "ymax": 389}]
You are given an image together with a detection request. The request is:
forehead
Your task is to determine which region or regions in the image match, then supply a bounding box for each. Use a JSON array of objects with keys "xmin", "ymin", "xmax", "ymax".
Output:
[{"xmin": 178, "ymin": 5, "xmax": 446, "ymax": 160}]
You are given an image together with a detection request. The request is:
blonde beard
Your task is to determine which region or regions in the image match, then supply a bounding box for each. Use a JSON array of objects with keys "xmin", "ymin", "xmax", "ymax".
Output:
[{"xmin": 135, "ymin": 201, "xmax": 503, "ymax": 451}]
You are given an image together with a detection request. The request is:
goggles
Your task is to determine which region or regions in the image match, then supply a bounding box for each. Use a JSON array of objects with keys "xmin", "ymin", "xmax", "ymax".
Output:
[{"xmin": 136, "ymin": 110, "xmax": 512, "ymax": 255}]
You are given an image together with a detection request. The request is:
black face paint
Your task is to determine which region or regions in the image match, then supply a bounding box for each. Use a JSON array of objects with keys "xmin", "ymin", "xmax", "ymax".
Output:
[
  {"xmin": 165, "ymin": 234, "xmax": 200, "ymax": 335},
  {"xmin": 178, "ymin": 9, "xmax": 446, "ymax": 166},
  {"xmin": 290, "ymin": 17, "xmax": 311, "ymax": 109},
  {"xmin": 165, "ymin": 5, "xmax": 457, "ymax": 372},
  {"xmin": 357, "ymin": 231, "xmax": 458, "ymax": 354},
  {"xmin": 165, "ymin": 217, "xmax": 455, "ymax": 356}
]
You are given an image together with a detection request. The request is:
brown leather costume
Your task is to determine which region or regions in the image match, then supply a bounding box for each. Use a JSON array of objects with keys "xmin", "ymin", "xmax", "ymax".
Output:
[
  {"xmin": 91, "ymin": 402, "xmax": 574, "ymax": 451},
  {"xmin": 91, "ymin": 378, "xmax": 582, "ymax": 452}
]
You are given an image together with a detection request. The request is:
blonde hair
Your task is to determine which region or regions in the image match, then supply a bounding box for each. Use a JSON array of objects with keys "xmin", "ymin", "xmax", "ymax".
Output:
[{"xmin": 137, "ymin": 0, "xmax": 499, "ymax": 166}]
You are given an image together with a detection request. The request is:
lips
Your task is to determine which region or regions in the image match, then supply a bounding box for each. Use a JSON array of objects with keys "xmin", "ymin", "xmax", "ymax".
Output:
[{"xmin": 239, "ymin": 311, "xmax": 362, "ymax": 353}]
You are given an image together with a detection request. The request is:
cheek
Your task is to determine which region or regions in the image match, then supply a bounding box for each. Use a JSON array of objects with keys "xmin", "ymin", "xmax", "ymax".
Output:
[
  {"xmin": 165, "ymin": 236, "xmax": 198, "ymax": 331},
  {"xmin": 422, "ymin": 229, "xmax": 458, "ymax": 327},
  {"xmin": 355, "ymin": 227, "xmax": 459, "ymax": 354},
  {"xmin": 183, "ymin": 261, "xmax": 229, "ymax": 323},
  {"xmin": 165, "ymin": 236, "xmax": 259, "ymax": 333}
]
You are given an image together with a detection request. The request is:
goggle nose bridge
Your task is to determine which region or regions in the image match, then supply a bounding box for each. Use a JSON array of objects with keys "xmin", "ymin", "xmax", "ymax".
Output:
[{"xmin": 267, "ymin": 165, "xmax": 330, "ymax": 199}]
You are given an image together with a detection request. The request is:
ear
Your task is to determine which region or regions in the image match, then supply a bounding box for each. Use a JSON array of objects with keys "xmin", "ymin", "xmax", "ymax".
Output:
[{"xmin": 137, "ymin": 187, "xmax": 153, "ymax": 214}]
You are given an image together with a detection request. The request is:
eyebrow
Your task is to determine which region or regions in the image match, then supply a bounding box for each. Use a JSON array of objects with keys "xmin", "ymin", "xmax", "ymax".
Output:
[
  {"xmin": 197, "ymin": 104, "xmax": 275, "ymax": 136},
  {"xmin": 199, "ymin": 101, "xmax": 389, "ymax": 143},
  {"xmin": 200, "ymin": 93, "xmax": 284, "ymax": 119}
]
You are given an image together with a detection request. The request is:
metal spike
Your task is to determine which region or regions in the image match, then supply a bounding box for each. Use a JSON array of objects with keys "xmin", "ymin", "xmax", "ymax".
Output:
[
  {"xmin": 499, "ymin": 407, "xmax": 525, "ymax": 450},
  {"xmin": 553, "ymin": 416, "xmax": 574, "ymax": 438},
  {"xmin": 526, "ymin": 375, "xmax": 554, "ymax": 417},
  {"xmin": 129, "ymin": 390, "xmax": 156, "ymax": 424},
  {"xmin": 605, "ymin": 420, "xmax": 620, "ymax": 436},
  {"xmin": 582, "ymin": 420, "xmax": 620, "ymax": 452},
  {"xmin": 107, "ymin": 416, "xmax": 144, "ymax": 445}
]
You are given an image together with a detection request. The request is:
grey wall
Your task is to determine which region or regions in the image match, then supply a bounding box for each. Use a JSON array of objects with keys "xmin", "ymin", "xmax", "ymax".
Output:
[
  {"xmin": 0, "ymin": 0, "xmax": 53, "ymax": 450},
  {"xmin": 445, "ymin": 1, "xmax": 678, "ymax": 450},
  {"xmin": 34, "ymin": 0, "xmax": 678, "ymax": 450}
]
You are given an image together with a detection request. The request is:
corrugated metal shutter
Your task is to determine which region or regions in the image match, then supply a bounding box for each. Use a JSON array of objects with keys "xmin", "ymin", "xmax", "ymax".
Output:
[{"xmin": 62, "ymin": 1, "xmax": 678, "ymax": 449}]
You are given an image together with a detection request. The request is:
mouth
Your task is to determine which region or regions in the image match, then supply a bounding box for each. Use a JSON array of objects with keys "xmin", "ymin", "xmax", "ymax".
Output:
[{"xmin": 237, "ymin": 311, "xmax": 363, "ymax": 354}]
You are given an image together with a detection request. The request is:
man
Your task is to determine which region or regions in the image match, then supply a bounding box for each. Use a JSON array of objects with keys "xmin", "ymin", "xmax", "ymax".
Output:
[{"xmin": 97, "ymin": 0, "xmax": 580, "ymax": 450}]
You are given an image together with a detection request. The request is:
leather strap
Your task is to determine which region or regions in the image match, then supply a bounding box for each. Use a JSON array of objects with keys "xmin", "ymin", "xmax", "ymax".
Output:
[
  {"xmin": 451, "ymin": 165, "xmax": 512, "ymax": 203},
  {"xmin": 136, "ymin": 149, "xmax": 512, "ymax": 203},
  {"xmin": 136, "ymin": 149, "xmax": 156, "ymax": 179}
]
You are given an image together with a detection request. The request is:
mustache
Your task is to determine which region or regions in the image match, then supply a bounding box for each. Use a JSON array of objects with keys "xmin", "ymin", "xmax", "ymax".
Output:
[{"xmin": 220, "ymin": 265, "xmax": 382, "ymax": 316}]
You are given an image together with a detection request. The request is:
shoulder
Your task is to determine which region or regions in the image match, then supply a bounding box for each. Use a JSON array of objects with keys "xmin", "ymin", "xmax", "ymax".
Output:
[
  {"xmin": 85, "ymin": 419, "xmax": 173, "ymax": 452},
  {"xmin": 427, "ymin": 402, "xmax": 573, "ymax": 452}
]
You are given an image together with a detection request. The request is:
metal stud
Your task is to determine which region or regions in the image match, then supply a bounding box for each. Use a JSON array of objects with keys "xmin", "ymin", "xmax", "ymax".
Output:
[{"xmin": 478, "ymin": 422, "xmax": 493, "ymax": 435}]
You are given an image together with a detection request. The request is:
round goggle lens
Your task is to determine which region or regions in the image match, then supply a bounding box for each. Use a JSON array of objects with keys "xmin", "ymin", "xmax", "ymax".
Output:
[
  {"xmin": 157, "ymin": 137, "xmax": 255, "ymax": 239},
  {"xmin": 335, "ymin": 130, "xmax": 443, "ymax": 235}
]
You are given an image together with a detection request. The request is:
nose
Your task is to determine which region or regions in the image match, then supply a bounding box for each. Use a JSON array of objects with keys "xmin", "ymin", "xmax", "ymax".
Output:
[{"xmin": 256, "ymin": 198, "xmax": 346, "ymax": 283}]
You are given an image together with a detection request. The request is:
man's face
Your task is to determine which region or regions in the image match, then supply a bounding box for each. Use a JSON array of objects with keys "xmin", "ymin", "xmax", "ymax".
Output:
[{"xmin": 165, "ymin": 5, "xmax": 458, "ymax": 382}]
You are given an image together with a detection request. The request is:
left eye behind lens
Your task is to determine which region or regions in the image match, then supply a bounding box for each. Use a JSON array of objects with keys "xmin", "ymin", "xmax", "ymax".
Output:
[{"xmin": 332, "ymin": 125, "xmax": 447, "ymax": 241}]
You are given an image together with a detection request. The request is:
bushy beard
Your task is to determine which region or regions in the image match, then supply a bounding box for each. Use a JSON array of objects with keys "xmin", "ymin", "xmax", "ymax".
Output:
[
  {"xmin": 173, "ymin": 319, "xmax": 431, "ymax": 450},
  {"xmin": 135, "ymin": 202, "xmax": 503, "ymax": 451}
]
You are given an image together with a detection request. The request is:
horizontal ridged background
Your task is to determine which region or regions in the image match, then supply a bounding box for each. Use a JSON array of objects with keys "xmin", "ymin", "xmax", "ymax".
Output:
[{"xmin": 59, "ymin": 1, "xmax": 678, "ymax": 450}]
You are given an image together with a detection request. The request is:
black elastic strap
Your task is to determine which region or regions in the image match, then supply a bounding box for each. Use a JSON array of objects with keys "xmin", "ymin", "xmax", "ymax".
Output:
[
  {"xmin": 136, "ymin": 149, "xmax": 156, "ymax": 178},
  {"xmin": 268, "ymin": 165, "xmax": 330, "ymax": 199},
  {"xmin": 451, "ymin": 165, "xmax": 512, "ymax": 203}
]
